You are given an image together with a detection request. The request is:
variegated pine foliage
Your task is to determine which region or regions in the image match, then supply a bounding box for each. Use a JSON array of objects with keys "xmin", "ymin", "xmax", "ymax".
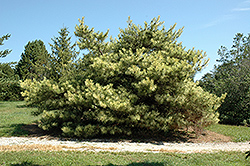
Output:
[{"xmin": 21, "ymin": 17, "xmax": 226, "ymax": 138}]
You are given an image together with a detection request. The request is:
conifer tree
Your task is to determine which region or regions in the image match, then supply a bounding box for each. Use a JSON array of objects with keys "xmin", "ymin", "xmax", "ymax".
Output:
[
  {"xmin": 16, "ymin": 40, "xmax": 50, "ymax": 80},
  {"xmin": 49, "ymin": 27, "xmax": 78, "ymax": 82},
  {"xmin": 0, "ymin": 34, "xmax": 12, "ymax": 58},
  {"xmin": 21, "ymin": 17, "xmax": 225, "ymax": 138},
  {"xmin": 0, "ymin": 62, "xmax": 22, "ymax": 101}
]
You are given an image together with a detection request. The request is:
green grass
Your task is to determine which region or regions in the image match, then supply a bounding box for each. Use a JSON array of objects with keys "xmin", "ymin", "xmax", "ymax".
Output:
[
  {"xmin": 0, "ymin": 151, "xmax": 249, "ymax": 166},
  {"xmin": 0, "ymin": 101, "xmax": 40, "ymax": 137},
  {"xmin": 205, "ymin": 123, "xmax": 250, "ymax": 142}
]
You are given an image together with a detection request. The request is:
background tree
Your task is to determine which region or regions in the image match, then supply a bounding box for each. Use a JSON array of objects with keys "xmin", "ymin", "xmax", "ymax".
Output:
[
  {"xmin": 21, "ymin": 17, "xmax": 225, "ymax": 138},
  {"xmin": 16, "ymin": 40, "xmax": 50, "ymax": 80},
  {"xmin": 199, "ymin": 33, "xmax": 250, "ymax": 125},
  {"xmin": 49, "ymin": 27, "xmax": 78, "ymax": 82},
  {"xmin": 0, "ymin": 33, "xmax": 22, "ymax": 101},
  {"xmin": 0, "ymin": 62, "xmax": 22, "ymax": 101},
  {"xmin": 0, "ymin": 34, "xmax": 12, "ymax": 58}
]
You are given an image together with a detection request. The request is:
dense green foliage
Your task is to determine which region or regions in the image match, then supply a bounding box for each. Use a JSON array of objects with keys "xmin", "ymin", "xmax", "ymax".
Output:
[
  {"xmin": 21, "ymin": 17, "xmax": 225, "ymax": 138},
  {"xmin": 0, "ymin": 63, "xmax": 22, "ymax": 101},
  {"xmin": 199, "ymin": 33, "xmax": 250, "ymax": 125},
  {"xmin": 16, "ymin": 40, "xmax": 50, "ymax": 80}
]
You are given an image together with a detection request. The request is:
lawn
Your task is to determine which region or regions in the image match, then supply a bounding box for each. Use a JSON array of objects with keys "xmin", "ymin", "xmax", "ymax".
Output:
[
  {"xmin": 205, "ymin": 123, "xmax": 250, "ymax": 142},
  {"xmin": 0, "ymin": 101, "xmax": 40, "ymax": 137},
  {"xmin": 0, "ymin": 101, "xmax": 249, "ymax": 165},
  {"xmin": 0, "ymin": 151, "xmax": 249, "ymax": 166}
]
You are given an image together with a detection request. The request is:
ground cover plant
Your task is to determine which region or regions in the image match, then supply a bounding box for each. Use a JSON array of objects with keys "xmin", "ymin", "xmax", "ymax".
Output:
[
  {"xmin": 20, "ymin": 16, "xmax": 226, "ymax": 138},
  {"xmin": 0, "ymin": 151, "xmax": 249, "ymax": 166}
]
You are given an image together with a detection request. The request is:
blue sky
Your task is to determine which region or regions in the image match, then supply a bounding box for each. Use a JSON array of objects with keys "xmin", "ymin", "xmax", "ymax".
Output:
[{"xmin": 1, "ymin": 0, "xmax": 250, "ymax": 80}]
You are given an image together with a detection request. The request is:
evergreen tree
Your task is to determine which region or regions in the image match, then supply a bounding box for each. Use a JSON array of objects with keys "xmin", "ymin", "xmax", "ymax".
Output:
[
  {"xmin": 21, "ymin": 17, "xmax": 225, "ymax": 138},
  {"xmin": 49, "ymin": 27, "xmax": 78, "ymax": 82},
  {"xmin": 0, "ymin": 34, "xmax": 22, "ymax": 100},
  {"xmin": 16, "ymin": 40, "xmax": 50, "ymax": 80},
  {"xmin": 199, "ymin": 33, "xmax": 250, "ymax": 125},
  {"xmin": 0, "ymin": 34, "xmax": 12, "ymax": 58},
  {"xmin": 0, "ymin": 62, "xmax": 22, "ymax": 101}
]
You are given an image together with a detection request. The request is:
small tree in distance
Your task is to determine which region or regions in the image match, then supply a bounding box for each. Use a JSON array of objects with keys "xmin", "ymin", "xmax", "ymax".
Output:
[
  {"xmin": 16, "ymin": 40, "xmax": 50, "ymax": 80},
  {"xmin": 21, "ymin": 16, "xmax": 226, "ymax": 138}
]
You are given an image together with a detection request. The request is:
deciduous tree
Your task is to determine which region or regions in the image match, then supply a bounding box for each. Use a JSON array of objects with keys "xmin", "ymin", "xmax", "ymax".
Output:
[{"xmin": 199, "ymin": 33, "xmax": 250, "ymax": 125}]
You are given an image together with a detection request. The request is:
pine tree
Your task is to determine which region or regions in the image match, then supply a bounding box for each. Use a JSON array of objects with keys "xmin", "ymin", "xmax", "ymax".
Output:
[
  {"xmin": 16, "ymin": 40, "xmax": 50, "ymax": 80},
  {"xmin": 49, "ymin": 27, "xmax": 78, "ymax": 82},
  {"xmin": 21, "ymin": 17, "xmax": 225, "ymax": 138},
  {"xmin": 0, "ymin": 34, "xmax": 12, "ymax": 58}
]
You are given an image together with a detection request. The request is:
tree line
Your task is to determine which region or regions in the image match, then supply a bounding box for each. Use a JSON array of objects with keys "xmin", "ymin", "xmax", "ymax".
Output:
[
  {"xmin": 0, "ymin": 16, "xmax": 248, "ymax": 138},
  {"xmin": 199, "ymin": 33, "xmax": 250, "ymax": 126}
]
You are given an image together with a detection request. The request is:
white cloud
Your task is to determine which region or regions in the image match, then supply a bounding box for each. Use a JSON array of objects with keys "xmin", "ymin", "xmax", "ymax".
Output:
[
  {"xmin": 202, "ymin": 1, "xmax": 250, "ymax": 29},
  {"xmin": 233, "ymin": 7, "xmax": 250, "ymax": 11},
  {"xmin": 202, "ymin": 14, "xmax": 235, "ymax": 29},
  {"xmin": 232, "ymin": 0, "xmax": 250, "ymax": 12}
]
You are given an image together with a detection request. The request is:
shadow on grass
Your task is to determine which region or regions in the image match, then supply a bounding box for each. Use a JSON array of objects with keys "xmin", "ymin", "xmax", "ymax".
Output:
[
  {"xmin": 0, "ymin": 124, "xmax": 28, "ymax": 137},
  {"xmin": 10, "ymin": 123, "xmax": 50, "ymax": 137},
  {"xmin": 0, "ymin": 123, "xmax": 49, "ymax": 137},
  {"xmin": 10, "ymin": 123, "xmax": 30, "ymax": 136},
  {"xmin": 9, "ymin": 161, "xmax": 44, "ymax": 166},
  {"xmin": 16, "ymin": 104, "xmax": 37, "ymax": 109},
  {"xmin": 8, "ymin": 161, "xmax": 165, "ymax": 166},
  {"xmin": 106, "ymin": 162, "xmax": 165, "ymax": 166}
]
